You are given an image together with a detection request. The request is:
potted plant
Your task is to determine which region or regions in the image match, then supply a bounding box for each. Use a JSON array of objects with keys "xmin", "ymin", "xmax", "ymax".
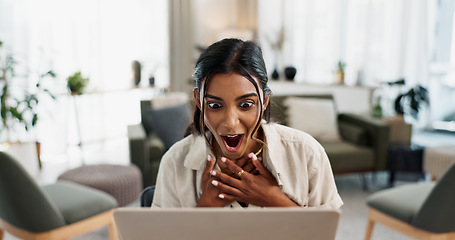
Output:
[
  {"xmin": 67, "ymin": 71, "xmax": 89, "ymax": 95},
  {"xmin": 1, "ymin": 40, "xmax": 56, "ymax": 139},
  {"xmin": 336, "ymin": 60, "xmax": 346, "ymax": 84},
  {"xmin": 66, "ymin": 71, "xmax": 90, "ymax": 165},
  {"xmin": 394, "ymin": 84, "xmax": 429, "ymax": 120},
  {"xmin": 1, "ymin": 40, "xmax": 56, "ymax": 168}
]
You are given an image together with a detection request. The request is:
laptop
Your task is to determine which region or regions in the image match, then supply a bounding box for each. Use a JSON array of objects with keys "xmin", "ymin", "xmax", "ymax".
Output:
[{"xmin": 114, "ymin": 207, "xmax": 341, "ymax": 240}]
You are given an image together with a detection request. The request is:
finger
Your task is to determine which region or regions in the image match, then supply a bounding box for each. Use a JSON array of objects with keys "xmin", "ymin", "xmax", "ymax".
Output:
[
  {"xmin": 203, "ymin": 155, "xmax": 215, "ymax": 180},
  {"xmin": 243, "ymin": 160, "xmax": 256, "ymax": 173},
  {"xmin": 210, "ymin": 178, "xmax": 243, "ymax": 198},
  {"xmin": 217, "ymin": 157, "xmax": 237, "ymax": 178},
  {"xmin": 249, "ymin": 153, "xmax": 273, "ymax": 177},
  {"xmin": 217, "ymin": 193, "xmax": 236, "ymax": 202},
  {"xmin": 216, "ymin": 190, "xmax": 243, "ymax": 203},
  {"xmin": 220, "ymin": 157, "xmax": 248, "ymax": 179},
  {"xmin": 235, "ymin": 156, "xmax": 249, "ymax": 168},
  {"xmin": 210, "ymin": 168, "xmax": 242, "ymax": 187},
  {"xmin": 217, "ymin": 157, "xmax": 230, "ymax": 172}
]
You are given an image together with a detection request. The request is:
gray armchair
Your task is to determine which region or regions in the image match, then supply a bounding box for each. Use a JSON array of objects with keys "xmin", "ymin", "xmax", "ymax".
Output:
[
  {"xmin": 127, "ymin": 100, "xmax": 166, "ymax": 187},
  {"xmin": 364, "ymin": 162, "xmax": 455, "ymax": 239},
  {"xmin": 0, "ymin": 152, "xmax": 118, "ymax": 240},
  {"xmin": 270, "ymin": 95, "xmax": 390, "ymax": 183},
  {"xmin": 128, "ymin": 92, "xmax": 192, "ymax": 187}
]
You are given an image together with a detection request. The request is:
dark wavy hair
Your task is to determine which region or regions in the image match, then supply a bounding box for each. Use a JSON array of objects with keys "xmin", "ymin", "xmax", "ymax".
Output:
[{"xmin": 185, "ymin": 38, "xmax": 272, "ymax": 144}]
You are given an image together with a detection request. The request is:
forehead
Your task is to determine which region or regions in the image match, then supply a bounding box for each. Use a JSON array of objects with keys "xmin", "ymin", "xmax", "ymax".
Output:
[{"xmin": 205, "ymin": 73, "xmax": 260, "ymax": 94}]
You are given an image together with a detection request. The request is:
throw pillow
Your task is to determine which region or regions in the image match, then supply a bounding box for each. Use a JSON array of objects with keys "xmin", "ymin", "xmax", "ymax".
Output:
[
  {"xmin": 151, "ymin": 92, "xmax": 189, "ymax": 109},
  {"xmin": 146, "ymin": 103, "xmax": 192, "ymax": 150},
  {"xmin": 284, "ymin": 97, "xmax": 341, "ymax": 142},
  {"xmin": 142, "ymin": 92, "xmax": 189, "ymax": 135}
]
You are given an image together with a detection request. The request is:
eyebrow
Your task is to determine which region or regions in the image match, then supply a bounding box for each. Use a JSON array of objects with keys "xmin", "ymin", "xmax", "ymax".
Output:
[{"xmin": 205, "ymin": 93, "xmax": 258, "ymax": 102}]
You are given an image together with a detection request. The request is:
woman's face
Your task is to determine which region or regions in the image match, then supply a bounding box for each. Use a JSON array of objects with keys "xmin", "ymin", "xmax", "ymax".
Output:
[{"xmin": 195, "ymin": 73, "xmax": 269, "ymax": 160}]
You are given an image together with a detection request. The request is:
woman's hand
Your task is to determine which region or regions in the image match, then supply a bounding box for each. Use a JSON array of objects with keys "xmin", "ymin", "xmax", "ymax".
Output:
[
  {"xmin": 196, "ymin": 155, "xmax": 233, "ymax": 207},
  {"xmin": 210, "ymin": 153, "xmax": 299, "ymax": 207},
  {"xmin": 217, "ymin": 155, "xmax": 258, "ymax": 178}
]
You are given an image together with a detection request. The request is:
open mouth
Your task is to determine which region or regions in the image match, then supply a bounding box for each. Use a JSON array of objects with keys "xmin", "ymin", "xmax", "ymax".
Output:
[{"xmin": 221, "ymin": 134, "xmax": 244, "ymax": 152}]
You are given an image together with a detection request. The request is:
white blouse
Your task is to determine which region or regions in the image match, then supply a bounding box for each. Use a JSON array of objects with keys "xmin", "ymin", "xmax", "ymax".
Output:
[{"xmin": 152, "ymin": 123, "xmax": 343, "ymax": 209}]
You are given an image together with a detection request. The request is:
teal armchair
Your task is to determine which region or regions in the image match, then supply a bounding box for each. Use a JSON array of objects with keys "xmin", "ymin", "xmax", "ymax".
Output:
[
  {"xmin": 0, "ymin": 152, "xmax": 118, "ymax": 240},
  {"xmin": 365, "ymin": 163, "xmax": 455, "ymax": 239}
]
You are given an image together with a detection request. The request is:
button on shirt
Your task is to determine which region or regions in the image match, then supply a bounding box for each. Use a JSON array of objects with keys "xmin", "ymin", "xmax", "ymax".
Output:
[{"xmin": 151, "ymin": 123, "xmax": 343, "ymax": 209}]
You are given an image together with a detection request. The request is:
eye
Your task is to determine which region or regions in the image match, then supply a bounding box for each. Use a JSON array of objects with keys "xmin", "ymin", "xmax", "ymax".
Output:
[
  {"xmin": 239, "ymin": 101, "xmax": 254, "ymax": 109},
  {"xmin": 207, "ymin": 102, "xmax": 222, "ymax": 109}
]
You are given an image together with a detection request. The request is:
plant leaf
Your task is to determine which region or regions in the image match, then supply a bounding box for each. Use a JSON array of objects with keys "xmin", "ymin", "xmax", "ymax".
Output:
[
  {"xmin": 394, "ymin": 94, "xmax": 405, "ymax": 115},
  {"xmin": 40, "ymin": 70, "xmax": 56, "ymax": 78},
  {"xmin": 43, "ymin": 89, "xmax": 56, "ymax": 99},
  {"xmin": 32, "ymin": 114, "xmax": 38, "ymax": 126}
]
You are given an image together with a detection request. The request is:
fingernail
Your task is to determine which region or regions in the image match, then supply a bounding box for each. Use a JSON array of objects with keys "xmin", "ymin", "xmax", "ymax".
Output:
[
  {"xmin": 221, "ymin": 157, "xmax": 226, "ymax": 162},
  {"xmin": 218, "ymin": 194, "xmax": 224, "ymax": 199},
  {"xmin": 210, "ymin": 170, "xmax": 216, "ymax": 176},
  {"xmin": 208, "ymin": 155, "xmax": 211, "ymax": 161},
  {"xmin": 249, "ymin": 152, "xmax": 257, "ymax": 161},
  {"xmin": 258, "ymin": 157, "xmax": 262, "ymax": 161},
  {"xmin": 211, "ymin": 180, "xmax": 218, "ymax": 186}
]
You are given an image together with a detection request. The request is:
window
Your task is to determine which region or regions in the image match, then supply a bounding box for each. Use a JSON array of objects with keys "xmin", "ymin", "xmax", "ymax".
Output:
[
  {"xmin": 0, "ymin": 0, "xmax": 169, "ymax": 159},
  {"xmin": 258, "ymin": 0, "xmax": 435, "ymax": 87}
]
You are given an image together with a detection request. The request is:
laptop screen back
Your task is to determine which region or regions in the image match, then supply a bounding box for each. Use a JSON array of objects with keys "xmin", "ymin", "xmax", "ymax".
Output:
[{"xmin": 114, "ymin": 207, "xmax": 340, "ymax": 240}]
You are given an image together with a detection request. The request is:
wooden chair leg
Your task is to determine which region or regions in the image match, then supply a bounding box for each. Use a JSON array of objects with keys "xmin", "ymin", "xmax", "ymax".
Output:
[
  {"xmin": 108, "ymin": 219, "xmax": 119, "ymax": 240},
  {"xmin": 364, "ymin": 218, "xmax": 375, "ymax": 240}
]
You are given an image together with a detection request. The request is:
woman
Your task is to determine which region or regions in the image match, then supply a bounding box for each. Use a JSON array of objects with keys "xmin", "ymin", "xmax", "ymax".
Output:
[{"xmin": 152, "ymin": 38, "xmax": 343, "ymax": 208}]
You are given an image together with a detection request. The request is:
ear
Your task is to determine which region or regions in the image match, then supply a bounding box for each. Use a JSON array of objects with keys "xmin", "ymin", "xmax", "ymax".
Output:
[
  {"xmin": 263, "ymin": 94, "xmax": 270, "ymax": 111},
  {"xmin": 193, "ymin": 88, "xmax": 202, "ymax": 110}
]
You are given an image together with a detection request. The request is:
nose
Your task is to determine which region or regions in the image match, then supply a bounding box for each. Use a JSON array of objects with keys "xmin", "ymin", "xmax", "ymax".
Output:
[{"xmin": 222, "ymin": 107, "xmax": 240, "ymax": 130}]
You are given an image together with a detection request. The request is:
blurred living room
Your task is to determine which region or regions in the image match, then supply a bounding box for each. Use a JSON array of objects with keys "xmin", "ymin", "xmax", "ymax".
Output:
[{"xmin": 1, "ymin": 0, "xmax": 455, "ymax": 239}]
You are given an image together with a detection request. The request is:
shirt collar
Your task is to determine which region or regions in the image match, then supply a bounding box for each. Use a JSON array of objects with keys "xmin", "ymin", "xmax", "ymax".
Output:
[
  {"xmin": 183, "ymin": 134, "xmax": 212, "ymax": 170},
  {"xmin": 261, "ymin": 123, "xmax": 285, "ymax": 182}
]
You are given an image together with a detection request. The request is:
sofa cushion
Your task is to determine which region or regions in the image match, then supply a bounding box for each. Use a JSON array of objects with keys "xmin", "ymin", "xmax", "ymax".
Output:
[
  {"xmin": 285, "ymin": 97, "xmax": 341, "ymax": 142},
  {"xmin": 321, "ymin": 141, "xmax": 374, "ymax": 172},
  {"xmin": 367, "ymin": 183, "xmax": 434, "ymax": 223},
  {"xmin": 43, "ymin": 181, "xmax": 117, "ymax": 224},
  {"xmin": 146, "ymin": 103, "xmax": 192, "ymax": 150},
  {"xmin": 142, "ymin": 92, "xmax": 190, "ymax": 135}
]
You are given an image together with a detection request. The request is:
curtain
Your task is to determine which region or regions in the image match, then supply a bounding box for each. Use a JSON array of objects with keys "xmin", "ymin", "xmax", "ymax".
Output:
[
  {"xmin": 168, "ymin": 0, "xmax": 194, "ymax": 94},
  {"xmin": 258, "ymin": 0, "xmax": 435, "ymax": 87}
]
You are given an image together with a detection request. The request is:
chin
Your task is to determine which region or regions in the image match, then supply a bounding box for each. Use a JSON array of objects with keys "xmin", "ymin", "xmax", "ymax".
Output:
[{"xmin": 222, "ymin": 149, "xmax": 245, "ymax": 161}]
